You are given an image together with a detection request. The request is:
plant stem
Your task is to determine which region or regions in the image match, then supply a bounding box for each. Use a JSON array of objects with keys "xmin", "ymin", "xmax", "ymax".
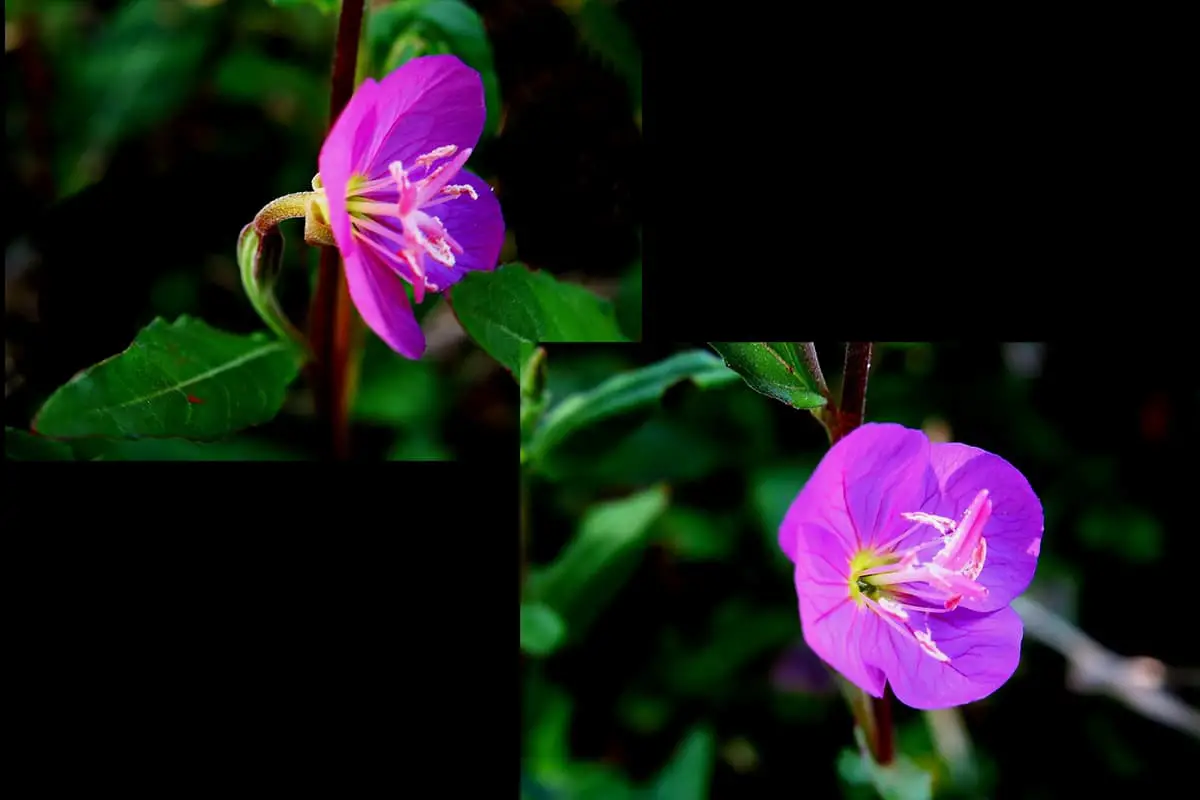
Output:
[
  {"xmin": 307, "ymin": 0, "xmax": 366, "ymax": 460},
  {"xmin": 837, "ymin": 342, "xmax": 873, "ymax": 441},
  {"xmin": 830, "ymin": 342, "xmax": 893, "ymax": 765}
]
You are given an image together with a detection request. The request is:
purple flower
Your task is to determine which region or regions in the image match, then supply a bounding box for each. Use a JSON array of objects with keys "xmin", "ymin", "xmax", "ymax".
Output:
[
  {"xmin": 317, "ymin": 55, "xmax": 504, "ymax": 358},
  {"xmin": 778, "ymin": 423, "xmax": 1043, "ymax": 710}
]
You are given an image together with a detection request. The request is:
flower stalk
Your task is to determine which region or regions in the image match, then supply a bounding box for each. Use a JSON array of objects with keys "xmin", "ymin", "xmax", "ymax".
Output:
[
  {"xmin": 308, "ymin": 0, "xmax": 367, "ymax": 461},
  {"xmin": 833, "ymin": 341, "xmax": 893, "ymax": 766}
]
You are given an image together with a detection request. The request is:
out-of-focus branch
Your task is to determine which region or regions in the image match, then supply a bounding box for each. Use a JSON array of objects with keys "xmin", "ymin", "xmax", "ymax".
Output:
[{"xmin": 1012, "ymin": 595, "xmax": 1200, "ymax": 739}]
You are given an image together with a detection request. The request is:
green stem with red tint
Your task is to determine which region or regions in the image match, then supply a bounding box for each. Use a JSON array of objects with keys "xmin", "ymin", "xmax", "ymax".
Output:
[
  {"xmin": 828, "ymin": 341, "xmax": 894, "ymax": 766},
  {"xmin": 308, "ymin": 0, "xmax": 367, "ymax": 460}
]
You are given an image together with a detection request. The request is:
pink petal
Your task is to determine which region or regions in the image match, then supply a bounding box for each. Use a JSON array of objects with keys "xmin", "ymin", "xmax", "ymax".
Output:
[
  {"xmin": 928, "ymin": 444, "xmax": 1043, "ymax": 612},
  {"xmin": 362, "ymin": 55, "xmax": 487, "ymax": 179},
  {"xmin": 342, "ymin": 250, "xmax": 426, "ymax": 359},
  {"xmin": 419, "ymin": 169, "xmax": 504, "ymax": 289},
  {"xmin": 779, "ymin": 423, "xmax": 936, "ymax": 561},
  {"xmin": 319, "ymin": 79, "xmax": 383, "ymax": 234},
  {"xmin": 871, "ymin": 606, "xmax": 1024, "ymax": 710},
  {"xmin": 793, "ymin": 522, "xmax": 887, "ymax": 697},
  {"xmin": 349, "ymin": 170, "xmax": 503, "ymax": 292}
]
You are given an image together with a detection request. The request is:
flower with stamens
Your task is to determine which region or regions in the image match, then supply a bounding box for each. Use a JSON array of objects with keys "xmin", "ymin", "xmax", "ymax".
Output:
[
  {"xmin": 315, "ymin": 55, "xmax": 504, "ymax": 358},
  {"xmin": 779, "ymin": 423, "xmax": 1043, "ymax": 709}
]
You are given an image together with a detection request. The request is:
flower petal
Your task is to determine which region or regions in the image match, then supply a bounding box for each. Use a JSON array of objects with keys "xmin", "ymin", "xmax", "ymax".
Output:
[
  {"xmin": 347, "ymin": 170, "xmax": 503, "ymax": 292},
  {"xmin": 793, "ymin": 523, "xmax": 887, "ymax": 697},
  {"xmin": 420, "ymin": 169, "xmax": 504, "ymax": 289},
  {"xmin": 363, "ymin": 55, "xmax": 486, "ymax": 179},
  {"xmin": 779, "ymin": 423, "xmax": 937, "ymax": 561},
  {"xmin": 871, "ymin": 606, "xmax": 1023, "ymax": 710},
  {"xmin": 342, "ymin": 250, "xmax": 425, "ymax": 359},
  {"xmin": 929, "ymin": 444, "xmax": 1043, "ymax": 611},
  {"xmin": 319, "ymin": 79, "xmax": 383, "ymax": 230}
]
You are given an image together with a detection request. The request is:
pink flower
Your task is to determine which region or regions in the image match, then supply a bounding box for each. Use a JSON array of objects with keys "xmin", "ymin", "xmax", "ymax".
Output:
[
  {"xmin": 779, "ymin": 423, "xmax": 1043, "ymax": 709},
  {"xmin": 317, "ymin": 55, "xmax": 505, "ymax": 358}
]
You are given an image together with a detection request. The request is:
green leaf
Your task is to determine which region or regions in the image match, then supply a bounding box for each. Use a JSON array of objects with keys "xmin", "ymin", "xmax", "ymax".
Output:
[
  {"xmin": 709, "ymin": 342, "xmax": 827, "ymax": 410},
  {"xmin": 365, "ymin": 0, "xmax": 503, "ymax": 138},
  {"xmin": 450, "ymin": 263, "xmax": 627, "ymax": 375},
  {"xmin": 268, "ymin": 0, "xmax": 340, "ymax": 14},
  {"xmin": 521, "ymin": 602, "xmax": 567, "ymax": 657},
  {"xmin": 5, "ymin": 428, "xmax": 74, "ymax": 461},
  {"xmin": 531, "ymin": 486, "xmax": 669, "ymax": 637},
  {"xmin": 644, "ymin": 727, "xmax": 716, "ymax": 800},
  {"xmin": 527, "ymin": 350, "xmax": 738, "ymax": 464},
  {"xmin": 33, "ymin": 316, "xmax": 301, "ymax": 440}
]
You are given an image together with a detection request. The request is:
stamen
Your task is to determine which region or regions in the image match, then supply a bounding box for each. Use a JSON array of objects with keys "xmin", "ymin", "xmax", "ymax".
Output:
[
  {"xmin": 414, "ymin": 145, "xmax": 457, "ymax": 170},
  {"xmin": 901, "ymin": 511, "xmax": 958, "ymax": 536},
  {"xmin": 935, "ymin": 489, "xmax": 991, "ymax": 571},
  {"xmin": 347, "ymin": 200, "xmax": 403, "ymax": 216},
  {"xmin": 875, "ymin": 521, "xmax": 939, "ymax": 555},
  {"xmin": 925, "ymin": 562, "xmax": 988, "ymax": 601},
  {"xmin": 351, "ymin": 174, "xmax": 398, "ymax": 195},
  {"xmin": 962, "ymin": 538, "xmax": 987, "ymax": 581},
  {"xmin": 440, "ymin": 183, "xmax": 478, "ymax": 201},
  {"xmin": 914, "ymin": 628, "xmax": 951, "ymax": 662},
  {"xmin": 338, "ymin": 145, "xmax": 485, "ymax": 300},
  {"xmin": 892, "ymin": 598, "xmax": 956, "ymax": 615},
  {"xmin": 892, "ymin": 586, "xmax": 964, "ymax": 608},
  {"xmin": 877, "ymin": 596, "xmax": 909, "ymax": 620},
  {"xmin": 861, "ymin": 596, "xmax": 914, "ymax": 638}
]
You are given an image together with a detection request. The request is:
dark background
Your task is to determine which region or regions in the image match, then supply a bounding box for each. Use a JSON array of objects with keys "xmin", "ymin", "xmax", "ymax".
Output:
[
  {"xmin": 522, "ymin": 342, "xmax": 1198, "ymax": 797},
  {"xmin": 4, "ymin": 0, "xmax": 642, "ymax": 459}
]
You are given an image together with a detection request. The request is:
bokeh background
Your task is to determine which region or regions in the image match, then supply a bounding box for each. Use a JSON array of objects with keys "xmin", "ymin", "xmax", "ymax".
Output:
[
  {"xmin": 521, "ymin": 342, "xmax": 1198, "ymax": 798},
  {"xmin": 4, "ymin": 0, "xmax": 642, "ymax": 459}
]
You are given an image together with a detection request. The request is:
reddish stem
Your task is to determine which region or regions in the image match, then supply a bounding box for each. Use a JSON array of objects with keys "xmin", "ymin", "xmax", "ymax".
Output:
[
  {"xmin": 307, "ymin": 0, "xmax": 366, "ymax": 460},
  {"xmin": 837, "ymin": 342, "xmax": 873, "ymax": 442},
  {"xmin": 831, "ymin": 342, "xmax": 893, "ymax": 765}
]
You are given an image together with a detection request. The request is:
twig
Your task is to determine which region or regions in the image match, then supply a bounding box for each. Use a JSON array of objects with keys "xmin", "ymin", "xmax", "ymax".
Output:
[{"xmin": 1012, "ymin": 595, "xmax": 1200, "ymax": 739}]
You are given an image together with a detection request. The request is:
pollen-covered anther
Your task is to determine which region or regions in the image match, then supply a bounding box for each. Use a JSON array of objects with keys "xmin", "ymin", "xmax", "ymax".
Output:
[
  {"xmin": 963, "ymin": 537, "xmax": 987, "ymax": 581},
  {"xmin": 414, "ymin": 145, "xmax": 458, "ymax": 169},
  {"xmin": 914, "ymin": 628, "xmax": 951, "ymax": 662},
  {"xmin": 901, "ymin": 511, "xmax": 957, "ymax": 536},
  {"xmin": 440, "ymin": 183, "xmax": 478, "ymax": 201}
]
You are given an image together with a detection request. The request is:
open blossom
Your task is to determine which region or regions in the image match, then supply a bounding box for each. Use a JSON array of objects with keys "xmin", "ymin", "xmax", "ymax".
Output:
[
  {"xmin": 778, "ymin": 423, "xmax": 1043, "ymax": 710},
  {"xmin": 316, "ymin": 55, "xmax": 504, "ymax": 358}
]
